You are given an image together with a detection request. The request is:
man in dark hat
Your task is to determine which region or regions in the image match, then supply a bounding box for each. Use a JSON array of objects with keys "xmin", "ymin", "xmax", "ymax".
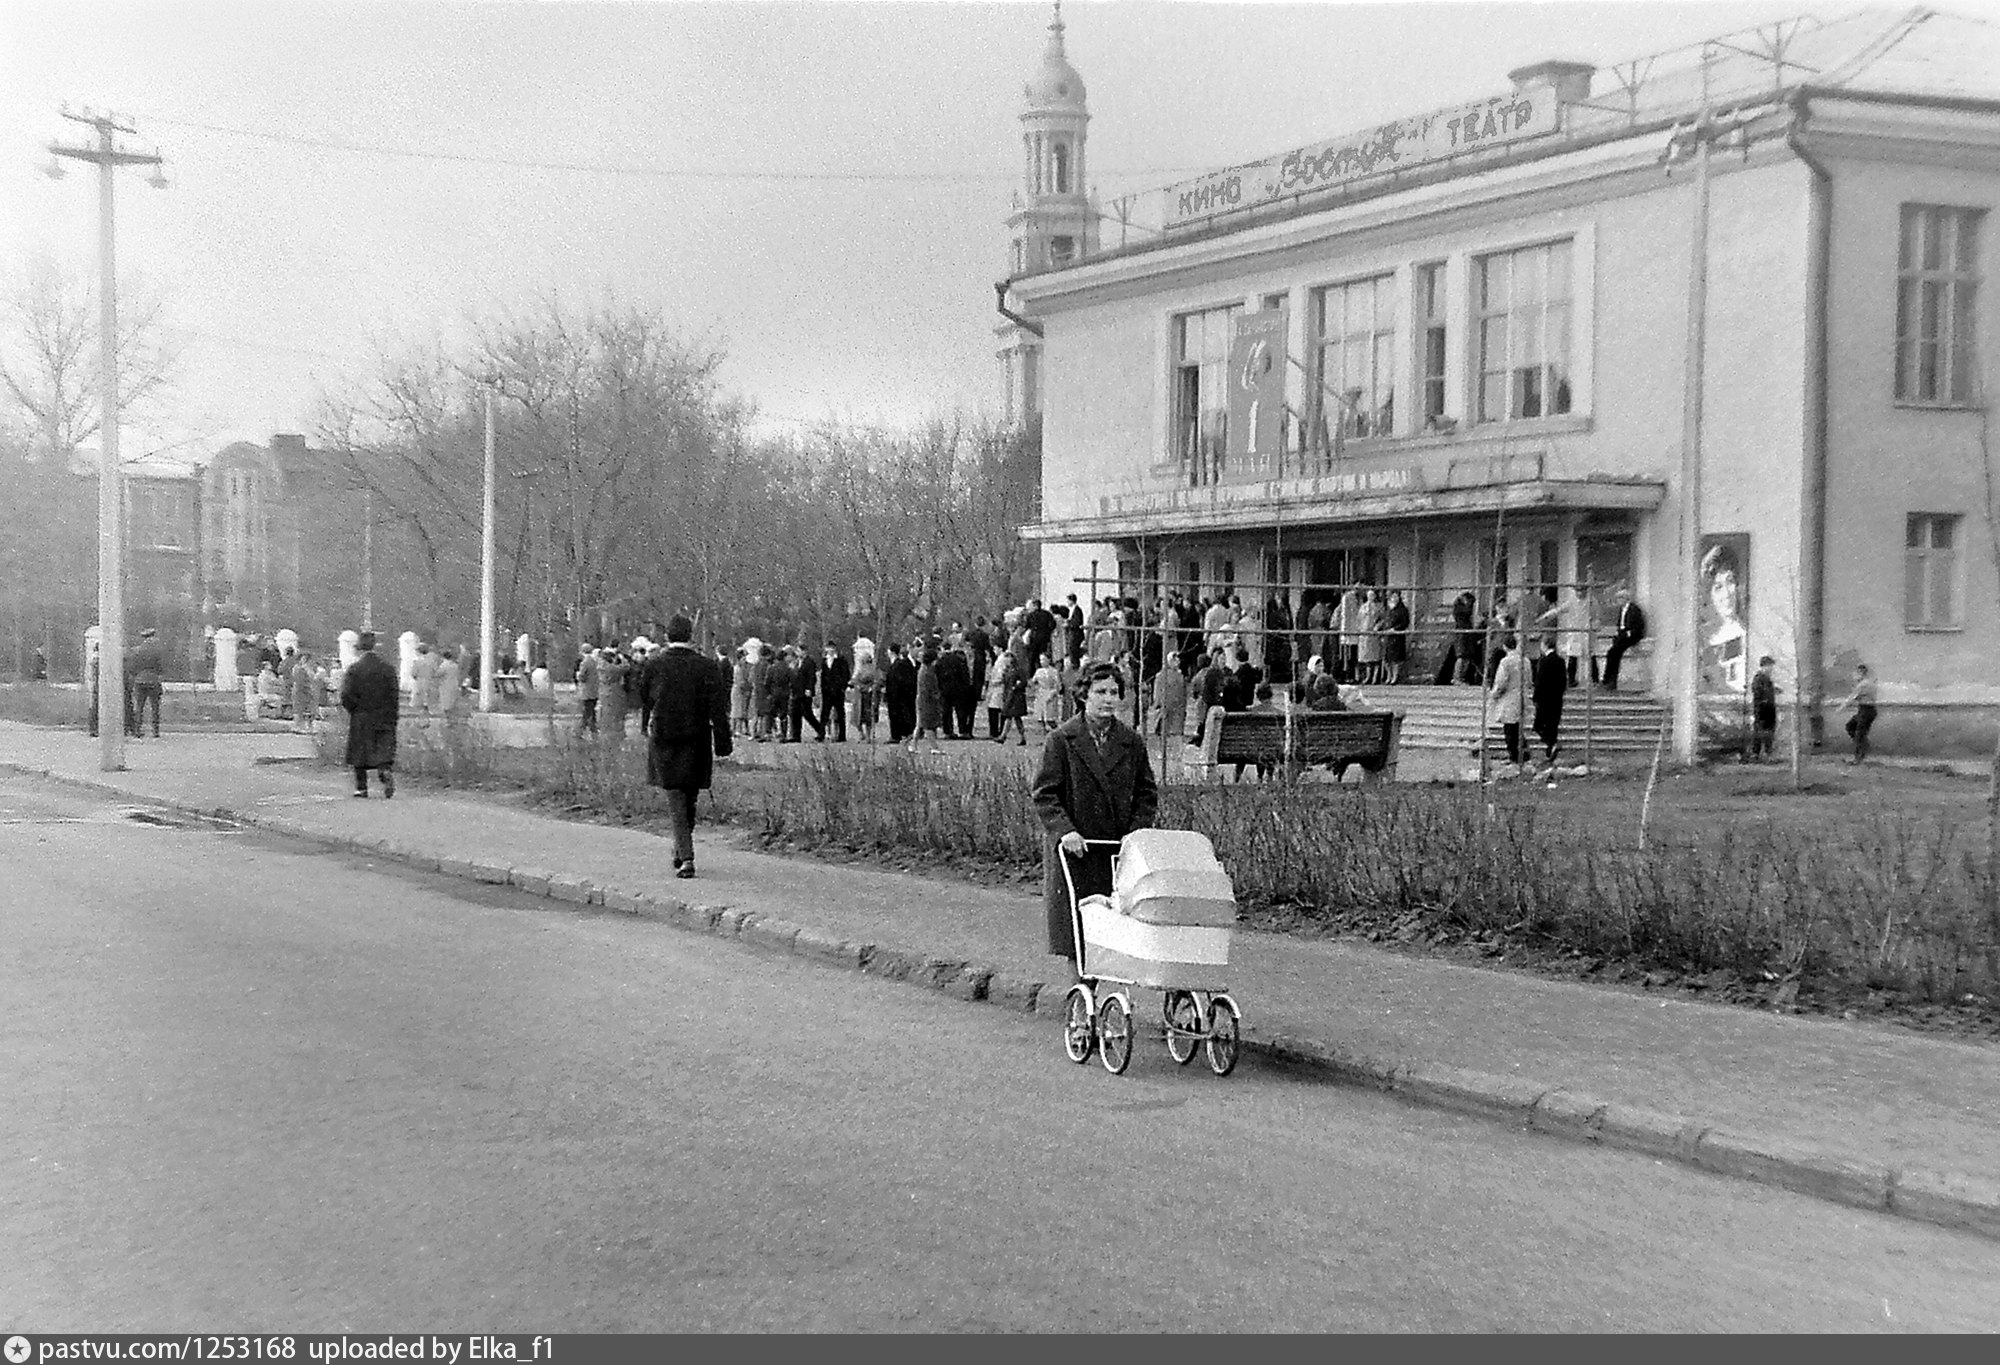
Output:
[
  {"xmin": 1750, "ymin": 654, "xmax": 1780, "ymax": 761},
  {"xmin": 128, "ymin": 626, "xmax": 166, "ymax": 738},
  {"xmin": 339, "ymin": 629, "xmax": 400, "ymax": 798},
  {"xmin": 641, "ymin": 613, "xmax": 731, "ymax": 878}
]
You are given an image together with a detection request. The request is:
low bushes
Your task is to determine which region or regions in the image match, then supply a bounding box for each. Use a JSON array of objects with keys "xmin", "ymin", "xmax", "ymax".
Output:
[
  {"xmin": 309, "ymin": 722, "xmax": 2000, "ymax": 1006},
  {"xmin": 755, "ymin": 749, "xmax": 2000, "ymax": 1005}
]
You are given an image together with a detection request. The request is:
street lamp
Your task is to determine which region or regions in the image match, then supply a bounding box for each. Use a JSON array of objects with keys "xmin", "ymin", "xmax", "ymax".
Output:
[{"xmin": 46, "ymin": 107, "xmax": 166, "ymax": 772}]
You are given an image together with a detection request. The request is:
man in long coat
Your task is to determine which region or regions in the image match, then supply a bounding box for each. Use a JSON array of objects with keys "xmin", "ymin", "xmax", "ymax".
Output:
[
  {"xmin": 934, "ymin": 641, "xmax": 972, "ymax": 739},
  {"xmin": 340, "ymin": 630, "xmax": 400, "ymax": 798},
  {"xmin": 1031, "ymin": 662, "xmax": 1160, "ymax": 964},
  {"xmin": 816, "ymin": 643, "xmax": 851, "ymax": 742},
  {"xmin": 642, "ymin": 613, "xmax": 732, "ymax": 878},
  {"xmin": 883, "ymin": 643, "xmax": 919, "ymax": 744}
]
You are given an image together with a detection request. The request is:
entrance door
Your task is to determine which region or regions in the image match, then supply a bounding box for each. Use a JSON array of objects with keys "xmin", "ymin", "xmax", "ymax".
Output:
[{"xmin": 1576, "ymin": 533, "xmax": 1634, "ymax": 637}]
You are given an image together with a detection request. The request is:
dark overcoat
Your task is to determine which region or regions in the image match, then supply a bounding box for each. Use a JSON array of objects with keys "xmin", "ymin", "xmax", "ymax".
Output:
[
  {"xmin": 340, "ymin": 651, "xmax": 400, "ymax": 768},
  {"xmin": 644, "ymin": 644, "xmax": 732, "ymax": 792},
  {"xmin": 1031, "ymin": 714, "xmax": 1159, "ymax": 960}
]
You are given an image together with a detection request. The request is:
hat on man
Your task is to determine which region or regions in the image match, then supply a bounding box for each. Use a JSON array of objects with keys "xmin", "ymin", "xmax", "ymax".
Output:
[
  {"xmin": 1758, "ymin": 654, "xmax": 1775, "ymax": 667},
  {"xmin": 358, "ymin": 631, "xmax": 378, "ymax": 651}
]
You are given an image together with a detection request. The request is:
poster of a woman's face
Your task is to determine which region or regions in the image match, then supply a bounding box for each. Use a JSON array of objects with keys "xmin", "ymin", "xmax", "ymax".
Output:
[{"xmin": 1699, "ymin": 533, "xmax": 1750, "ymax": 695}]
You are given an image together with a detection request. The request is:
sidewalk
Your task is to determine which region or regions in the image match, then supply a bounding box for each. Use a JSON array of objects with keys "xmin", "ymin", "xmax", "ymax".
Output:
[{"xmin": 5, "ymin": 720, "xmax": 1998, "ymax": 1240}]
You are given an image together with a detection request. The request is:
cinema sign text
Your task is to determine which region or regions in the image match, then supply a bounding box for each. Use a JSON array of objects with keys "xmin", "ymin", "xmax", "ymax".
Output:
[{"xmin": 1165, "ymin": 86, "xmax": 1559, "ymax": 229}]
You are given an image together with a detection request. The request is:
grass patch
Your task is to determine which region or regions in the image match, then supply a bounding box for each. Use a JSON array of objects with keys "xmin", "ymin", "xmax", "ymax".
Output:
[
  {"xmin": 0, "ymin": 681, "xmax": 266, "ymax": 728},
  {"xmin": 309, "ymin": 716, "xmax": 2000, "ymax": 1012}
]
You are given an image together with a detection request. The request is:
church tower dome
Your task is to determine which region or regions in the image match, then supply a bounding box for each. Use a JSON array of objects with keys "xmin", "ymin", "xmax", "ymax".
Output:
[{"xmin": 1001, "ymin": 2, "xmax": 1098, "ymax": 421}]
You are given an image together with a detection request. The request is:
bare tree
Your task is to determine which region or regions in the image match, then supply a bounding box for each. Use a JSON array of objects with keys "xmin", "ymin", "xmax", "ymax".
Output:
[{"xmin": 0, "ymin": 258, "xmax": 175, "ymax": 460}]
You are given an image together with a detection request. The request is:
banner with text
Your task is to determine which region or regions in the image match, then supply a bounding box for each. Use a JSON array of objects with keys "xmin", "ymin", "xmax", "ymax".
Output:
[{"xmin": 1164, "ymin": 85, "xmax": 1560, "ymax": 229}]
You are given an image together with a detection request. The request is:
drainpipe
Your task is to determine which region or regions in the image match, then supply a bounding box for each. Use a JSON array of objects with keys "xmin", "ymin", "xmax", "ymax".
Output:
[
  {"xmin": 1786, "ymin": 95, "xmax": 1831, "ymax": 751},
  {"xmin": 994, "ymin": 280, "xmax": 1044, "ymax": 337}
]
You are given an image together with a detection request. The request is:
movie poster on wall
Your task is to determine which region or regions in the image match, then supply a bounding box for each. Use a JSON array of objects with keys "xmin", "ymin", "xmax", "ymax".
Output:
[{"xmin": 1698, "ymin": 532, "xmax": 1750, "ymax": 695}]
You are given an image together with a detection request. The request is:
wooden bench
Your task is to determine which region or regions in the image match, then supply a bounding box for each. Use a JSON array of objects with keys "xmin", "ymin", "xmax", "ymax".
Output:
[
  {"xmin": 1197, "ymin": 706, "xmax": 1402, "ymax": 784},
  {"xmin": 491, "ymin": 673, "xmax": 527, "ymax": 699}
]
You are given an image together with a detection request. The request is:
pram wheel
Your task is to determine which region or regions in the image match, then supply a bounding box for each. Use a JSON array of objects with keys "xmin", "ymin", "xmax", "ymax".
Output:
[
  {"xmin": 1164, "ymin": 990, "xmax": 1201, "ymax": 1066},
  {"xmin": 1097, "ymin": 993, "xmax": 1133, "ymax": 1075},
  {"xmin": 1205, "ymin": 993, "xmax": 1241, "ymax": 1077},
  {"xmin": 1062, "ymin": 984, "xmax": 1096, "ymax": 1064}
]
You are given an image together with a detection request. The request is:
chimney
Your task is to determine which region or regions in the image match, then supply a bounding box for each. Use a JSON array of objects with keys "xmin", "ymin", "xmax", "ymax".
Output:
[{"xmin": 1507, "ymin": 59, "xmax": 1595, "ymax": 105}]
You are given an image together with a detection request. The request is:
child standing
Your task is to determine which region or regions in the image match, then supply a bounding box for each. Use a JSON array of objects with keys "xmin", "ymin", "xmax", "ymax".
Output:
[{"xmin": 1031, "ymin": 654, "xmax": 1063, "ymax": 735}]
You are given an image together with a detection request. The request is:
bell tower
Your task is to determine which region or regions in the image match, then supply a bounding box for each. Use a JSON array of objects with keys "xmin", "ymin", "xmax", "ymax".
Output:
[{"xmin": 1000, "ymin": 1, "xmax": 1098, "ymax": 421}]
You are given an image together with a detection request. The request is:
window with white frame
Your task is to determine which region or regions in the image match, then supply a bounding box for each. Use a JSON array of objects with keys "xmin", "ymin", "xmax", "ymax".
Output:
[
  {"xmin": 1476, "ymin": 239, "xmax": 1572, "ymax": 423},
  {"xmin": 1311, "ymin": 275, "xmax": 1397, "ymax": 457},
  {"xmin": 1905, "ymin": 513, "xmax": 1962, "ymax": 629},
  {"xmin": 1416, "ymin": 262, "xmax": 1448, "ymax": 429},
  {"xmin": 1896, "ymin": 206, "xmax": 1980, "ymax": 405},
  {"xmin": 1172, "ymin": 303, "xmax": 1241, "ymax": 486}
]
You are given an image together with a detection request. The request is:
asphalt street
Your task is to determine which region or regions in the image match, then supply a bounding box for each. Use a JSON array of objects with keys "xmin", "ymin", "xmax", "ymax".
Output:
[{"xmin": 5, "ymin": 773, "xmax": 1998, "ymax": 1332}]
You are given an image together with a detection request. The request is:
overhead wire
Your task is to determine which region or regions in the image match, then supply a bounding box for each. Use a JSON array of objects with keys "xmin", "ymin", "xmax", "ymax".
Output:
[{"xmin": 144, "ymin": 115, "xmax": 1206, "ymax": 186}]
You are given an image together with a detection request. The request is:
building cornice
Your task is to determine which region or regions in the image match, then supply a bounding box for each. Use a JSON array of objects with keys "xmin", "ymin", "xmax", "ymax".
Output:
[{"xmin": 1022, "ymin": 476, "xmax": 1666, "ymax": 543}]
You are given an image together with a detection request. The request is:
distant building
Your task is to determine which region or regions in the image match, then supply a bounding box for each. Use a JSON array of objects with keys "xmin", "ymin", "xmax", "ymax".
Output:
[
  {"xmin": 1007, "ymin": 5, "xmax": 2000, "ymax": 755},
  {"xmin": 198, "ymin": 432, "xmax": 386, "ymax": 655}
]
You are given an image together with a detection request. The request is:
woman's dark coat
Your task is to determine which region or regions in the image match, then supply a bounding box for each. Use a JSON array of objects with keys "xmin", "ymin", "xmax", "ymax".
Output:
[
  {"xmin": 644, "ymin": 644, "xmax": 732, "ymax": 792},
  {"xmin": 340, "ymin": 650, "xmax": 400, "ymax": 768},
  {"xmin": 1031, "ymin": 714, "xmax": 1159, "ymax": 960},
  {"xmin": 915, "ymin": 662, "xmax": 943, "ymax": 732},
  {"xmin": 1531, "ymin": 649, "xmax": 1569, "ymax": 751},
  {"xmin": 884, "ymin": 654, "xmax": 919, "ymax": 738}
]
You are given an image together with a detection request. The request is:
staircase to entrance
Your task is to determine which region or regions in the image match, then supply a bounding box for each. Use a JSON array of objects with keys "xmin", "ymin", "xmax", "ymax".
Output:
[{"xmin": 1358, "ymin": 684, "xmax": 1669, "ymax": 763}]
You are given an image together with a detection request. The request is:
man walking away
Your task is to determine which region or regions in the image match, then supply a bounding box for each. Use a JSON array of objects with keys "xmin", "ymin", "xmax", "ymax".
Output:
[
  {"xmin": 128, "ymin": 627, "xmax": 166, "ymax": 738},
  {"xmin": 643, "ymin": 614, "xmax": 732, "ymax": 878},
  {"xmin": 340, "ymin": 630, "xmax": 400, "ymax": 798},
  {"xmin": 1529, "ymin": 635, "xmax": 1568, "ymax": 773}
]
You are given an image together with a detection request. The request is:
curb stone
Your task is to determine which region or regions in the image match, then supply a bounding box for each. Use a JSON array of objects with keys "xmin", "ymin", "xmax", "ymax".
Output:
[
  {"xmin": 1889, "ymin": 1168, "xmax": 2000, "ymax": 1239},
  {"xmin": 1597, "ymin": 1103, "xmax": 1709, "ymax": 1163},
  {"xmin": 741, "ymin": 915, "xmax": 803, "ymax": 955},
  {"xmin": 7, "ymin": 756, "xmax": 2000, "ymax": 1246},
  {"xmin": 1530, "ymin": 1089, "xmax": 1608, "ymax": 1142},
  {"xmin": 1694, "ymin": 1129, "xmax": 1893, "ymax": 1213},
  {"xmin": 1392, "ymin": 1063, "xmax": 1549, "ymax": 1123}
]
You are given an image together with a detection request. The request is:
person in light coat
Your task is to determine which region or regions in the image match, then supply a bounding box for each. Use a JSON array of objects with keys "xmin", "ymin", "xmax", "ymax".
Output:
[
  {"xmin": 434, "ymin": 648, "xmax": 463, "ymax": 720},
  {"xmin": 1487, "ymin": 635, "xmax": 1527, "ymax": 768}
]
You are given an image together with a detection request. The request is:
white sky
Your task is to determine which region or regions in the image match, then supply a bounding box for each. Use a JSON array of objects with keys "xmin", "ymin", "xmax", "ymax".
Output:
[{"xmin": 0, "ymin": 0, "xmax": 1919, "ymax": 461}]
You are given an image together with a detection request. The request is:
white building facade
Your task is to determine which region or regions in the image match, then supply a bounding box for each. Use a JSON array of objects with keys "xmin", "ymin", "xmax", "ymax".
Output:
[{"xmin": 1008, "ymin": 6, "xmax": 2000, "ymax": 756}]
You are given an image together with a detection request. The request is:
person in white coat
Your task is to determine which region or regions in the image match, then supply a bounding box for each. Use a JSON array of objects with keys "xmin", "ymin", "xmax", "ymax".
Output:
[{"xmin": 1487, "ymin": 635, "xmax": 1527, "ymax": 768}]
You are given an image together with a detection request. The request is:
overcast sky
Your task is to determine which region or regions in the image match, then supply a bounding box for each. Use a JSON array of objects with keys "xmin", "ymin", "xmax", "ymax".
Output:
[{"xmin": 1, "ymin": 0, "xmax": 1914, "ymax": 462}]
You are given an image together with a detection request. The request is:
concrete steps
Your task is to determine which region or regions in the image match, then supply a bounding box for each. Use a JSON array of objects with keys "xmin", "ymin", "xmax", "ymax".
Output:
[{"xmin": 1359, "ymin": 684, "xmax": 1670, "ymax": 758}]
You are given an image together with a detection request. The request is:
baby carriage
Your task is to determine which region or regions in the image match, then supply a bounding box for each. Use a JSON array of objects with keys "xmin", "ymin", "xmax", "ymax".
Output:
[{"xmin": 1058, "ymin": 828, "xmax": 1241, "ymax": 1076}]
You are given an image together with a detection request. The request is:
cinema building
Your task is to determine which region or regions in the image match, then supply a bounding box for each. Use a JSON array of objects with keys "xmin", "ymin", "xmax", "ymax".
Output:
[{"xmin": 1004, "ymin": 6, "xmax": 2000, "ymax": 755}]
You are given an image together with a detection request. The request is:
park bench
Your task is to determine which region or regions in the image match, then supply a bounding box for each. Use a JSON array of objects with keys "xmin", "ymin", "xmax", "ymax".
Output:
[
  {"xmin": 1197, "ymin": 705, "xmax": 1403, "ymax": 784},
  {"xmin": 491, "ymin": 673, "xmax": 527, "ymax": 699}
]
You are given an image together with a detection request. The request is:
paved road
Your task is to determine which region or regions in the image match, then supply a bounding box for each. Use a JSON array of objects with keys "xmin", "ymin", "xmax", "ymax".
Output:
[{"xmin": 4, "ymin": 774, "xmax": 1997, "ymax": 1332}]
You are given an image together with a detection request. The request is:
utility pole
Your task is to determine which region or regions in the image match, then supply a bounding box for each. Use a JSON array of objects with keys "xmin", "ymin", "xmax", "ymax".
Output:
[
  {"xmin": 361, "ymin": 487, "xmax": 374, "ymax": 630},
  {"xmin": 1669, "ymin": 51, "xmax": 1715, "ymax": 766},
  {"xmin": 46, "ymin": 108, "xmax": 165, "ymax": 772},
  {"xmin": 480, "ymin": 387, "xmax": 496, "ymax": 713}
]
